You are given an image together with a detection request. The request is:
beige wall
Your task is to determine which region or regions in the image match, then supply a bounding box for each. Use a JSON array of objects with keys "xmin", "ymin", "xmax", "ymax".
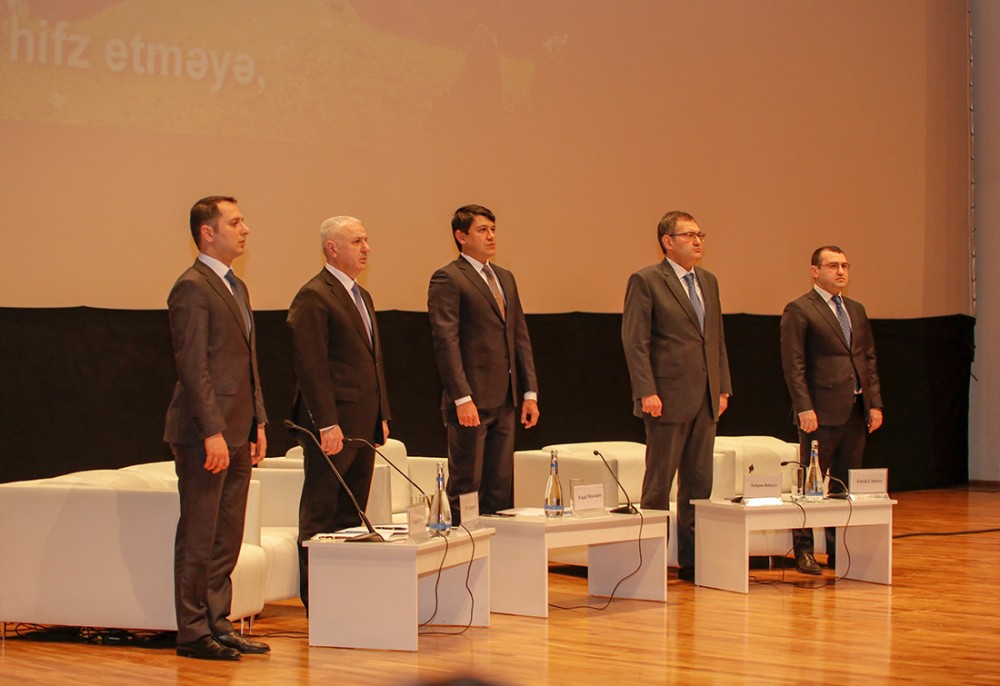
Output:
[{"xmin": 0, "ymin": 0, "xmax": 971, "ymax": 317}]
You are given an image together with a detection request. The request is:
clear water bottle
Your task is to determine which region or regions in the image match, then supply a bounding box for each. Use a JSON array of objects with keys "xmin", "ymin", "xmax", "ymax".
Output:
[
  {"xmin": 544, "ymin": 450, "xmax": 564, "ymax": 518},
  {"xmin": 804, "ymin": 440, "xmax": 823, "ymax": 502},
  {"xmin": 428, "ymin": 463, "xmax": 452, "ymax": 534}
]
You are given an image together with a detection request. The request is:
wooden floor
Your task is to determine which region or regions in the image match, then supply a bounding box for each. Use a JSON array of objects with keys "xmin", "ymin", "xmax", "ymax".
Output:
[{"xmin": 3, "ymin": 486, "xmax": 999, "ymax": 685}]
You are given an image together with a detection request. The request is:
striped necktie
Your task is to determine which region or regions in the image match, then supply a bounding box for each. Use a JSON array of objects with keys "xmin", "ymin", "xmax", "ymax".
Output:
[{"xmin": 683, "ymin": 272, "xmax": 704, "ymax": 331}]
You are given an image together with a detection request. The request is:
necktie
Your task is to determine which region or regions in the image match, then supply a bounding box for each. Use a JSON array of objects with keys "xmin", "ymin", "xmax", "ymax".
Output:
[
  {"xmin": 683, "ymin": 272, "xmax": 704, "ymax": 331},
  {"xmin": 833, "ymin": 295, "xmax": 852, "ymax": 346},
  {"xmin": 224, "ymin": 270, "xmax": 251, "ymax": 333},
  {"xmin": 351, "ymin": 282, "xmax": 373, "ymax": 344},
  {"xmin": 483, "ymin": 264, "xmax": 506, "ymax": 321}
]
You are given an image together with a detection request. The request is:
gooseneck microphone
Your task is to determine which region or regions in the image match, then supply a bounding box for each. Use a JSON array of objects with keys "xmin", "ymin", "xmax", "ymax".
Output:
[
  {"xmin": 344, "ymin": 436, "xmax": 432, "ymax": 509},
  {"xmin": 593, "ymin": 450, "xmax": 639, "ymax": 514},
  {"xmin": 283, "ymin": 420, "xmax": 382, "ymax": 542}
]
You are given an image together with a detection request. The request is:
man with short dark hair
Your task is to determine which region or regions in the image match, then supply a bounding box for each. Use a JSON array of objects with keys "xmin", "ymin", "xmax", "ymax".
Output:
[
  {"xmin": 781, "ymin": 246, "xmax": 884, "ymax": 575},
  {"xmin": 165, "ymin": 196, "xmax": 269, "ymax": 660},
  {"xmin": 287, "ymin": 216, "xmax": 390, "ymax": 608},
  {"xmin": 622, "ymin": 210, "xmax": 731, "ymax": 582},
  {"xmin": 428, "ymin": 204, "xmax": 540, "ymax": 523}
]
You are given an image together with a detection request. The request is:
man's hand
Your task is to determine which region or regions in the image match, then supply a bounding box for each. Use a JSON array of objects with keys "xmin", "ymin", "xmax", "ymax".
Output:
[
  {"xmin": 457, "ymin": 399, "xmax": 480, "ymax": 427},
  {"xmin": 641, "ymin": 394, "xmax": 663, "ymax": 418},
  {"xmin": 868, "ymin": 408, "xmax": 883, "ymax": 433},
  {"xmin": 798, "ymin": 410, "xmax": 818, "ymax": 433},
  {"xmin": 521, "ymin": 399, "xmax": 540, "ymax": 428},
  {"xmin": 203, "ymin": 433, "xmax": 230, "ymax": 473},
  {"xmin": 320, "ymin": 425, "xmax": 345, "ymax": 455},
  {"xmin": 719, "ymin": 394, "xmax": 730, "ymax": 416},
  {"xmin": 377, "ymin": 420, "xmax": 390, "ymax": 447},
  {"xmin": 250, "ymin": 424, "xmax": 267, "ymax": 466}
]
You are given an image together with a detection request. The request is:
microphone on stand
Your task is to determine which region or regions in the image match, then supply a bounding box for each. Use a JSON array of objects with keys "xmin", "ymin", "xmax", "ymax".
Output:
[
  {"xmin": 344, "ymin": 437, "xmax": 432, "ymax": 509},
  {"xmin": 593, "ymin": 450, "xmax": 639, "ymax": 514},
  {"xmin": 283, "ymin": 420, "xmax": 383, "ymax": 542}
]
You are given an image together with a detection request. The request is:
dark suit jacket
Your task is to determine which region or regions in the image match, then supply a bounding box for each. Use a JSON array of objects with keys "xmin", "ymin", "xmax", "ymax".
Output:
[
  {"xmin": 622, "ymin": 260, "xmax": 731, "ymax": 422},
  {"xmin": 164, "ymin": 259, "xmax": 266, "ymax": 446},
  {"xmin": 428, "ymin": 257, "xmax": 537, "ymax": 410},
  {"xmin": 287, "ymin": 268, "xmax": 390, "ymax": 442},
  {"xmin": 780, "ymin": 288, "xmax": 883, "ymax": 426}
]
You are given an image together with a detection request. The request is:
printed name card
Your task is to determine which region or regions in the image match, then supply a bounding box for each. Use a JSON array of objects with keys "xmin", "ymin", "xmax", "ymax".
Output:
[
  {"xmin": 849, "ymin": 468, "xmax": 889, "ymax": 499},
  {"xmin": 571, "ymin": 483, "xmax": 605, "ymax": 516},
  {"xmin": 742, "ymin": 473, "xmax": 782, "ymax": 505},
  {"xmin": 460, "ymin": 491, "xmax": 480, "ymax": 529}
]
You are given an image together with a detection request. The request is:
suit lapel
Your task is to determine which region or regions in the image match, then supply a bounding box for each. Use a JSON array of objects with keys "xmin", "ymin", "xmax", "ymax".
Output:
[
  {"xmin": 321, "ymin": 269, "xmax": 374, "ymax": 353},
  {"xmin": 457, "ymin": 258, "xmax": 505, "ymax": 323},
  {"xmin": 660, "ymin": 261, "xmax": 702, "ymax": 336},
  {"xmin": 808, "ymin": 290, "xmax": 850, "ymax": 351},
  {"xmin": 195, "ymin": 260, "xmax": 250, "ymax": 344}
]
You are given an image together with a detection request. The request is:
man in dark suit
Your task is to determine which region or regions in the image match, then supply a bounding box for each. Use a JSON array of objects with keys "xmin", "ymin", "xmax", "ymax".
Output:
[
  {"xmin": 287, "ymin": 216, "xmax": 390, "ymax": 607},
  {"xmin": 428, "ymin": 204, "xmax": 540, "ymax": 524},
  {"xmin": 622, "ymin": 210, "xmax": 731, "ymax": 582},
  {"xmin": 780, "ymin": 245, "xmax": 884, "ymax": 574},
  {"xmin": 165, "ymin": 196, "xmax": 270, "ymax": 660}
]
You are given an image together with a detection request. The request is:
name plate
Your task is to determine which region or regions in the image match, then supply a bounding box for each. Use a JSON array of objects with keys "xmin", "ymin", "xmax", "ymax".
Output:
[
  {"xmin": 572, "ymin": 483, "xmax": 606, "ymax": 517},
  {"xmin": 849, "ymin": 468, "xmax": 889, "ymax": 500},
  {"xmin": 742, "ymin": 473, "xmax": 783, "ymax": 506},
  {"xmin": 460, "ymin": 491, "xmax": 480, "ymax": 529}
]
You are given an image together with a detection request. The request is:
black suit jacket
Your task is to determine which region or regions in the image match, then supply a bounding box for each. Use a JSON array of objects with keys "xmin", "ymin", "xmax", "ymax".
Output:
[
  {"xmin": 427, "ymin": 257, "xmax": 537, "ymax": 410},
  {"xmin": 622, "ymin": 260, "xmax": 731, "ymax": 422},
  {"xmin": 780, "ymin": 288, "xmax": 883, "ymax": 426},
  {"xmin": 287, "ymin": 268, "xmax": 390, "ymax": 443},
  {"xmin": 164, "ymin": 259, "xmax": 266, "ymax": 446}
]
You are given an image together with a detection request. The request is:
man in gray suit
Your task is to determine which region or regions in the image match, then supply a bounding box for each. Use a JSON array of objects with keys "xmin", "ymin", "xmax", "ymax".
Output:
[
  {"xmin": 165, "ymin": 196, "xmax": 270, "ymax": 660},
  {"xmin": 780, "ymin": 245, "xmax": 883, "ymax": 575},
  {"xmin": 428, "ymin": 204, "xmax": 540, "ymax": 524},
  {"xmin": 287, "ymin": 216, "xmax": 391, "ymax": 608},
  {"xmin": 622, "ymin": 210, "xmax": 731, "ymax": 582}
]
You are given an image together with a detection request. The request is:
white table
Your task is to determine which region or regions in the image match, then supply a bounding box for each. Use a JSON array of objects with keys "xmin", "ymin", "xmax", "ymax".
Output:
[
  {"xmin": 488, "ymin": 509, "xmax": 669, "ymax": 617},
  {"xmin": 305, "ymin": 526, "xmax": 494, "ymax": 651},
  {"xmin": 693, "ymin": 498, "xmax": 896, "ymax": 593}
]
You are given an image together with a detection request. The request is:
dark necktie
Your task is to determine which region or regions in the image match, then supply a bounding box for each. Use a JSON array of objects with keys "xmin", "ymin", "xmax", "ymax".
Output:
[
  {"xmin": 683, "ymin": 272, "xmax": 705, "ymax": 331},
  {"xmin": 833, "ymin": 294, "xmax": 851, "ymax": 346},
  {"xmin": 224, "ymin": 270, "xmax": 251, "ymax": 333},
  {"xmin": 483, "ymin": 264, "xmax": 506, "ymax": 321},
  {"xmin": 351, "ymin": 282, "xmax": 373, "ymax": 344}
]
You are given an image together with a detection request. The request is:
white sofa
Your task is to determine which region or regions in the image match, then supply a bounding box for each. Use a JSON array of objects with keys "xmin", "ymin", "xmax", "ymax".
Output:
[{"xmin": 0, "ymin": 468, "xmax": 267, "ymax": 632}]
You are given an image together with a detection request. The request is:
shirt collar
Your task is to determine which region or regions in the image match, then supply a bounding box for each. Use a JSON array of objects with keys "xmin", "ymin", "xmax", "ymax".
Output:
[
  {"xmin": 665, "ymin": 257, "xmax": 695, "ymax": 281},
  {"xmin": 197, "ymin": 253, "xmax": 232, "ymax": 281},
  {"xmin": 325, "ymin": 263, "xmax": 357, "ymax": 293}
]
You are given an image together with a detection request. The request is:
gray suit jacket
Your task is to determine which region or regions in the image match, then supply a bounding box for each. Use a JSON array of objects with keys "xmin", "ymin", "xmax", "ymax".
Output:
[
  {"xmin": 287, "ymin": 269, "xmax": 390, "ymax": 442},
  {"xmin": 164, "ymin": 259, "xmax": 266, "ymax": 446},
  {"xmin": 622, "ymin": 260, "xmax": 731, "ymax": 422},
  {"xmin": 780, "ymin": 289, "xmax": 883, "ymax": 426},
  {"xmin": 428, "ymin": 257, "xmax": 538, "ymax": 410}
]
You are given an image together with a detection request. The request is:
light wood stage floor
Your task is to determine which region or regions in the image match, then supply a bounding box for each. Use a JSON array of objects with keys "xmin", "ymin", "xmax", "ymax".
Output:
[{"xmin": 2, "ymin": 486, "xmax": 998, "ymax": 685}]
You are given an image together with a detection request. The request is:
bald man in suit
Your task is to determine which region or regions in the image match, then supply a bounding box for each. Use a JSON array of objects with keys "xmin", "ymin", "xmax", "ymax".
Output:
[
  {"xmin": 622, "ymin": 210, "xmax": 731, "ymax": 582},
  {"xmin": 428, "ymin": 204, "xmax": 539, "ymax": 524},
  {"xmin": 780, "ymin": 245, "xmax": 883, "ymax": 575},
  {"xmin": 287, "ymin": 216, "xmax": 391, "ymax": 608},
  {"xmin": 165, "ymin": 196, "xmax": 269, "ymax": 660}
]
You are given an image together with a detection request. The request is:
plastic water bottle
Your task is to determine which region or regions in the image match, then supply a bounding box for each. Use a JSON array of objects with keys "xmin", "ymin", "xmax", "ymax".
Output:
[
  {"xmin": 544, "ymin": 450, "xmax": 564, "ymax": 518},
  {"xmin": 804, "ymin": 440, "xmax": 823, "ymax": 502},
  {"xmin": 428, "ymin": 463, "xmax": 452, "ymax": 534}
]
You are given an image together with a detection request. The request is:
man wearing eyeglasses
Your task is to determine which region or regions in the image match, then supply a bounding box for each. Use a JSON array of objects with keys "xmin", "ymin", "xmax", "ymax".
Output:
[
  {"xmin": 622, "ymin": 210, "xmax": 731, "ymax": 583},
  {"xmin": 780, "ymin": 246, "xmax": 884, "ymax": 575}
]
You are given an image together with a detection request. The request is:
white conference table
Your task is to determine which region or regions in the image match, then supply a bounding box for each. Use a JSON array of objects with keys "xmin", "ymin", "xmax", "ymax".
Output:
[
  {"xmin": 693, "ymin": 497, "xmax": 896, "ymax": 593},
  {"xmin": 488, "ymin": 509, "xmax": 669, "ymax": 617},
  {"xmin": 305, "ymin": 526, "xmax": 494, "ymax": 651}
]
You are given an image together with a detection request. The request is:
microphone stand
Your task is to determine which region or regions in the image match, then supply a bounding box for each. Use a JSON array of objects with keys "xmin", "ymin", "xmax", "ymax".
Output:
[
  {"xmin": 283, "ymin": 420, "xmax": 382, "ymax": 542},
  {"xmin": 593, "ymin": 450, "xmax": 639, "ymax": 514},
  {"xmin": 344, "ymin": 437, "xmax": 432, "ymax": 510}
]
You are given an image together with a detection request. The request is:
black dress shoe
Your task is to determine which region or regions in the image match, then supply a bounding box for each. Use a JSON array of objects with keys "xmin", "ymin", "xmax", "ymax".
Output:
[
  {"xmin": 215, "ymin": 631, "xmax": 271, "ymax": 654},
  {"xmin": 795, "ymin": 552, "xmax": 823, "ymax": 575},
  {"xmin": 678, "ymin": 565, "xmax": 695, "ymax": 582},
  {"xmin": 176, "ymin": 635, "xmax": 241, "ymax": 660}
]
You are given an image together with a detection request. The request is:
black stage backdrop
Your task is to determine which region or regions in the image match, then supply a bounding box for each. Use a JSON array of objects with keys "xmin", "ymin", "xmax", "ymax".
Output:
[{"xmin": 0, "ymin": 308, "xmax": 974, "ymax": 491}]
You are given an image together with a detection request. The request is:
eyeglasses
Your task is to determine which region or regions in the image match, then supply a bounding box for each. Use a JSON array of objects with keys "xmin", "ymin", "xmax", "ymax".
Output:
[
  {"xmin": 670, "ymin": 231, "xmax": 706, "ymax": 241},
  {"xmin": 820, "ymin": 262, "xmax": 850, "ymax": 271}
]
